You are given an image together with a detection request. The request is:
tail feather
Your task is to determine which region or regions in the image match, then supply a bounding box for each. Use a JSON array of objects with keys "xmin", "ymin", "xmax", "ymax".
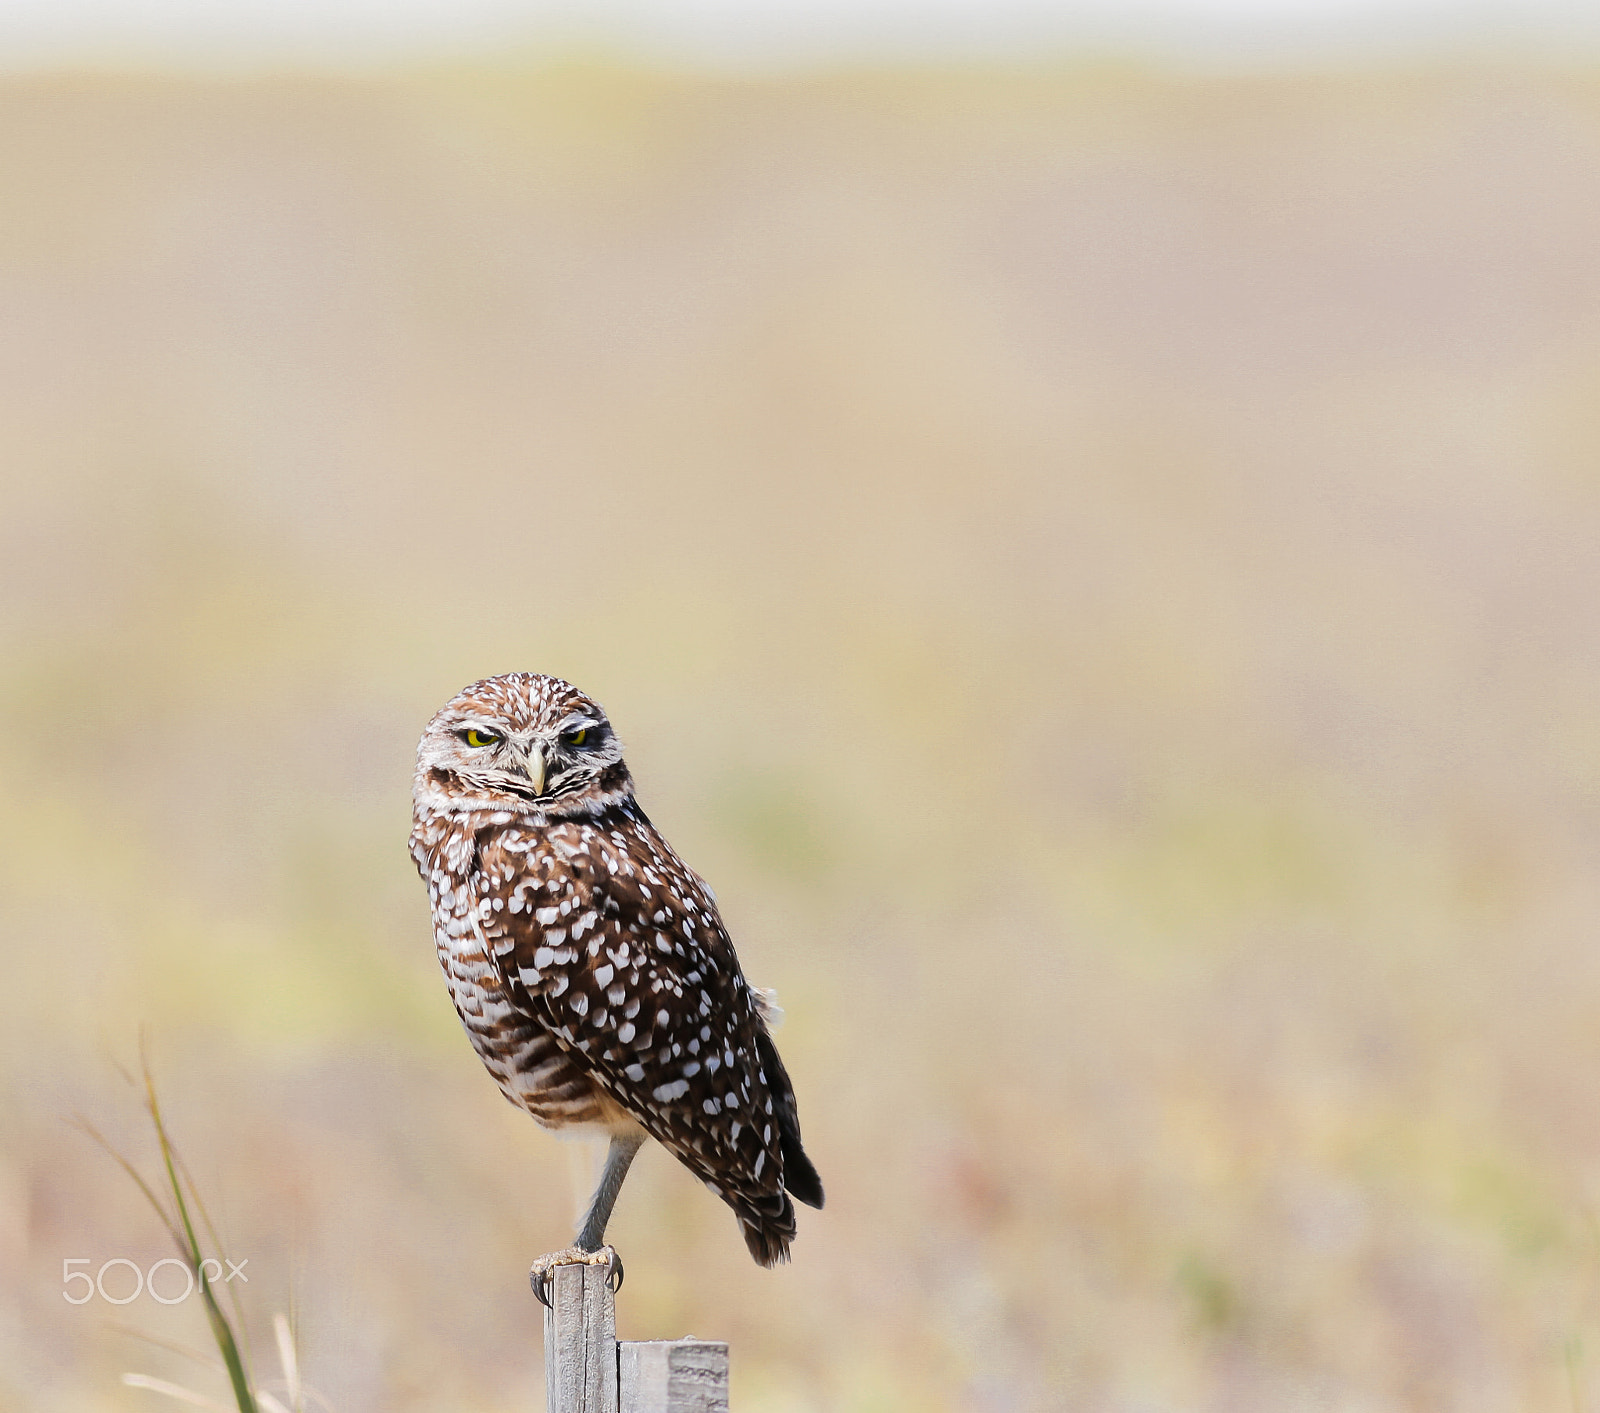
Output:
[
  {"xmin": 723, "ymin": 1015, "xmax": 823, "ymax": 1265},
  {"xmin": 752, "ymin": 1025, "xmax": 825, "ymax": 1212},
  {"xmin": 781, "ymin": 1128, "xmax": 824, "ymax": 1209},
  {"xmin": 738, "ymin": 1191, "xmax": 798, "ymax": 1267}
]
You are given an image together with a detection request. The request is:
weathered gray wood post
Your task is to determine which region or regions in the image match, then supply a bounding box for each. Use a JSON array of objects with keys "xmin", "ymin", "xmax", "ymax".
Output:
[
  {"xmin": 619, "ymin": 1340, "xmax": 730, "ymax": 1413},
  {"xmin": 543, "ymin": 1266, "xmax": 730, "ymax": 1413},
  {"xmin": 545, "ymin": 1265, "xmax": 619, "ymax": 1413}
]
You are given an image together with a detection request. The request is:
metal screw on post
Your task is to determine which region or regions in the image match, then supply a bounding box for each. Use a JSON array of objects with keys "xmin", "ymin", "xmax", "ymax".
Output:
[{"xmin": 542, "ymin": 1265, "xmax": 730, "ymax": 1412}]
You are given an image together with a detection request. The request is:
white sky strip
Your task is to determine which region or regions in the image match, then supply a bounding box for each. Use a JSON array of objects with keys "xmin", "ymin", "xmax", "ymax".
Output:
[{"xmin": 2, "ymin": 0, "xmax": 1600, "ymax": 69}]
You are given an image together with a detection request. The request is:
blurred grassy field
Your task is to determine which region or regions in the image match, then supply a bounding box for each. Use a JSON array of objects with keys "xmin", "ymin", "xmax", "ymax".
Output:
[{"xmin": 5, "ymin": 55, "xmax": 1600, "ymax": 1412}]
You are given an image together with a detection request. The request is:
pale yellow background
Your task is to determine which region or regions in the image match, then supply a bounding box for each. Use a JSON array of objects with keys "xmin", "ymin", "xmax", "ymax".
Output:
[{"xmin": 4, "ymin": 55, "xmax": 1600, "ymax": 1413}]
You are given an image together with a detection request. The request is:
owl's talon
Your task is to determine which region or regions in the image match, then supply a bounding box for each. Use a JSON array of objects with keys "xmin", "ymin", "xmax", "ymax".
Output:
[{"xmin": 530, "ymin": 1245, "xmax": 623, "ymax": 1308}]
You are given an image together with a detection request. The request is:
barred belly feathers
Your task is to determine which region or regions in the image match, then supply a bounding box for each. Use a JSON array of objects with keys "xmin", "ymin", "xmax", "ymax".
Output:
[{"xmin": 409, "ymin": 673, "xmax": 823, "ymax": 1268}]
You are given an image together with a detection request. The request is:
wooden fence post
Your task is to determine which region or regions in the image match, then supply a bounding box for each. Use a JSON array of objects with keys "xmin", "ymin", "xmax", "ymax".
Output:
[
  {"xmin": 544, "ymin": 1264, "xmax": 618, "ymax": 1413},
  {"xmin": 618, "ymin": 1340, "xmax": 730, "ymax": 1413},
  {"xmin": 542, "ymin": 1268, "xmax": 730, "ymax": 1412}
]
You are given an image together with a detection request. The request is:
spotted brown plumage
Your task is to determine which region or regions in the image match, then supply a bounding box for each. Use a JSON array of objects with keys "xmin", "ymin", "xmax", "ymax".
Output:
[{"xmin": 410, "ymin": 673, "xmax": 823, "ymax": 1270}]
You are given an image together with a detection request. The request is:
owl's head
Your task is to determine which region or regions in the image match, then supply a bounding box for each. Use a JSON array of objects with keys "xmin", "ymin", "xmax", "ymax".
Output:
[{"xmin": 413, "ymin": 673, "xmax": 632, "ymax": 818}]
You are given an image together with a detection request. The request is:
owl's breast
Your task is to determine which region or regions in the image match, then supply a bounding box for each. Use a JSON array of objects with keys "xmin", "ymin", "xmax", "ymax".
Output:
[{"xmin": 416, "ymin": 822, "xmax": 621, "ymax": 1132}]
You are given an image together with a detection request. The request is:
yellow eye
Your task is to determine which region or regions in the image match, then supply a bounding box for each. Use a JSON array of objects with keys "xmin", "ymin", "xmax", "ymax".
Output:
[
  {"xmin": 566, "ymin": 727, "xmax": 588, "ymax": 747},
  {"xmin": 462, "ymin": 728, "xmax": 501, "ymax": 748}
]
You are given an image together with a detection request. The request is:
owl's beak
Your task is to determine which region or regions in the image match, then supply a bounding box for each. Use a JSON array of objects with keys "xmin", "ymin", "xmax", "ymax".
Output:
[{"xmin": 523, "ymin": 745, "xmax": 547, "ymax": 795}]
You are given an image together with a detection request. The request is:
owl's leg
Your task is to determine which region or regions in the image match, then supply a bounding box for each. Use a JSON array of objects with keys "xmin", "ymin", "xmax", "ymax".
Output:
[
  {"xmin": 531, "ymin": 1132, "xmax": 645, "ymax": 1307},
  {"xmin": 576, "ymin": 1131, "xmax": 645, "ymax": 1251}
]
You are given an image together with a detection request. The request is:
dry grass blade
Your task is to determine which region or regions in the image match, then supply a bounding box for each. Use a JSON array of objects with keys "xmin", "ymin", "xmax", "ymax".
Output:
[
  {"xmin": 108, "ymin": 1323, "xmax": 225, "ymax": 1373},
  {"xmin": 164, "ymin": 1103, "xmax": 257, "ymax": 1379},
  {"xmin": 123, "ymin": 1373, "xmax": 233, "ymax": 1411},
  {"xmin": 70, "ymin": 1113, "xmax": 183, "ymax": 1251},
  {"xmin": 81, "ymin": 1043, "xmax": 262, "ymax": 1413},
  {"xmin": 256, "ymin": 1385, "xmax": 338, "ymax": 1413},
  {"xmin": 272, "ymin": 1314, "xmax": 302, "ymax": 1413},
  {"xmin": 136, "ymin": 1047, "xmax": 260, "ymax": 1413}
]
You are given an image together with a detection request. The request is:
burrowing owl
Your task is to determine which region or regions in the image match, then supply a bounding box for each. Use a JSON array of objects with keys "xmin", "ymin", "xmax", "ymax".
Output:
[{"xmin": 410, "ymin": 674, "xmax": 823, "ymax": 1290}]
